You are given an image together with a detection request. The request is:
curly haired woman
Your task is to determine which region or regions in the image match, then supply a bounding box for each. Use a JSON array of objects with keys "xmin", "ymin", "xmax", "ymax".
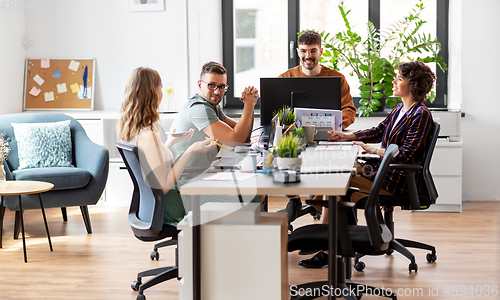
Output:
[{"xmin": 300, "ymin": 61, "xmax": 436, "ymax": 268}]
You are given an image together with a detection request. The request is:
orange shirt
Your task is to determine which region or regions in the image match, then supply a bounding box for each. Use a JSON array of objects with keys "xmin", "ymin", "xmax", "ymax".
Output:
[{"xmin": 279, "ymin": 65, "xmax": 356, "ymax": 129}]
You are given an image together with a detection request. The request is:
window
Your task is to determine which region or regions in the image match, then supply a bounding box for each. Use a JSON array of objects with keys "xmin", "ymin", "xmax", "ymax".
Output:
[
  {"xmin": 222, "ymin": 0, "xmax": 289, "ymax": 107},
  {"xmin": 222, "ymin": 0, "xmax": 448, "ymax": 109}
]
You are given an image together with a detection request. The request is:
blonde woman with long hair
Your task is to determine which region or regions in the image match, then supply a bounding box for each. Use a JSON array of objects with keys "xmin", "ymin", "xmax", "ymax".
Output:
[{"xmin": 118, "ymin": 67, "xmax": 215, "ymax": 226}]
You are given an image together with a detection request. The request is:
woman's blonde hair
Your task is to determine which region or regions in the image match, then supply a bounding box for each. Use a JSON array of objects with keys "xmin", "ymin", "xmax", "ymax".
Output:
[{"xmin": 118, "ymin": 67, "xmax": 162, "ymax": 141}]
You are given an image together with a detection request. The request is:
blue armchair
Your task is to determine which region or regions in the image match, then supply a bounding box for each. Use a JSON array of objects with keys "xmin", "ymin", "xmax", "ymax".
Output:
[{"xmin": 0, "ymin": 113, "xmax": 109, "ymax": 234}]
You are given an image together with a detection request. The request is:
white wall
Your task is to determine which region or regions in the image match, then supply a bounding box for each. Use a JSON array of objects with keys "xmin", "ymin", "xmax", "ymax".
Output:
[
  {"xmin": 186, "ymin": 0, "xmax": 223, "ymax": 96},
  {"xmin": 461, "ymin": 0, "xmax": 500, "ymax": 201},
  {"xmin": 0, "ymin": 7, "xmax": 26, "ymax": 114},
  {"xmin": 23, "ymin": 0, "xmax": 189, "ymax": 111}
]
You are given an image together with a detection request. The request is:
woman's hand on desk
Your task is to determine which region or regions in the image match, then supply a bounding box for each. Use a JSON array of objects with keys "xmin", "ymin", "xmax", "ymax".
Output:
[
  {"xmin": 353, "ymin": 141, "xmax": 385, "ymax": 157},
  {"xmin": 327, "ymin": 130, "xmax": 356, "ymax": 142}
]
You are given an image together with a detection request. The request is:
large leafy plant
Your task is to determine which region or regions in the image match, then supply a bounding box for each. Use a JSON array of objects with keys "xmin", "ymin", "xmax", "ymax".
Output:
[{"xmin": 318, "ymin": 0, "xmax": 447, "ymax": 116}]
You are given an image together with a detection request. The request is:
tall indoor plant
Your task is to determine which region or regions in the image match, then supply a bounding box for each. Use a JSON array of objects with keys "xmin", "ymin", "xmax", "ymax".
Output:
[{"xmin": 318, "ymin": 0, "xmax": 447, "ymax": 116}]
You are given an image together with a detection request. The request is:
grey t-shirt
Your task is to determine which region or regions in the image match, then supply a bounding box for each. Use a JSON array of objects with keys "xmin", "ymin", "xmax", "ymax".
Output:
[{"xmin": 170, "ymin": 94, "xmax": 228, "ymax": 168}]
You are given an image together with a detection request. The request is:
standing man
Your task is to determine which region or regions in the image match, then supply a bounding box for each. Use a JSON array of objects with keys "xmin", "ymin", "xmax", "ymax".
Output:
[
  {"xmin": 280, "ymin": 30, "xmax": 356, "ymax": 129},
  {"xmin": 279, "ymin": 30, "xmax": 356, "ymax": 233},
  {"xmin": 170, "ymin": 61, "xmax": 259, "ymax": 168}
]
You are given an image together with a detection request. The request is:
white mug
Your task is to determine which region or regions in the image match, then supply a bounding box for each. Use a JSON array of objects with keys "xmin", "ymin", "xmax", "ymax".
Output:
[
  {"xmin": 240, "ymin": 154, "xmax": 257, "ymax": 172},
  {"xmin": 302, "ymin": 125, "xmax": 318, "ymax": 142}
]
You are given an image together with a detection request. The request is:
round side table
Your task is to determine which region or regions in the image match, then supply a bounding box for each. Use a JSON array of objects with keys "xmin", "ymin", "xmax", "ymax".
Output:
[{"xmin": 0, "ymin": 180, "xmax": 54, "ymax": 263}]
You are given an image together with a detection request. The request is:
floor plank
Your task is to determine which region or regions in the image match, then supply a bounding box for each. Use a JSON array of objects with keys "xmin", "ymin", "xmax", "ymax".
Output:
[{"xmin": 0, "ymin": 198, "xmax": 499, "ymax": 299}]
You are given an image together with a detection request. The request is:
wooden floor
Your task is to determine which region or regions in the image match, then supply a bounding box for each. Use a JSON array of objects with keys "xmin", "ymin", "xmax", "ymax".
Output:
[{"xmin": 0, "ymin": 198, "xmax": 499, "ymax": 300}]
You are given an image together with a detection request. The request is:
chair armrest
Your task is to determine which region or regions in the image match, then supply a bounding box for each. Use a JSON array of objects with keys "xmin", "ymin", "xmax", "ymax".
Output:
[
  {"xmin": 389, "ymin": 163, "xmax": 421, "ymax": 210},
  {"xmin": 305, "ymin": 200, "xmax": 356, "ymax": 209},
  {"xmin": 305, "ymin": 199, "xmax": 328, "ymax": 208},
  {"xmin": 73, "ymin": 131, "xmax": 109, "ymax": 199},
  {"xmin": 340, "ymin": 187, "xmax": 359, "ymax": 202}
]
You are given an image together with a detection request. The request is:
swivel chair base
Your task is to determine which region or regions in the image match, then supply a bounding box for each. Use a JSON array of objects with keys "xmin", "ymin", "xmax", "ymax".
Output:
[
  {"xmin": 132, "ymin": 246, "xmax": 180, "ymax": 300},
  {"xmin": 131, "ymin": 266, "xmax": 179, "ymax": 300},
  {"xmin": 290, "ymin": 257, "xmax": 397, "ymax": 300},
  {"xmin": 354, "ymin": 206, "xmax": 437, "ymax": 273},
  {"xmin": 150, "ymin": 239, "xmax": 177, "ymax": 261}
]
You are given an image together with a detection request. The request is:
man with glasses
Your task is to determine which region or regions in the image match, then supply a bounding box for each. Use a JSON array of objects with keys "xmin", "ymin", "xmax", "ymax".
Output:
[{"xmin": 170, "ymin": 61, "xmax": 259, "ymax": 168}]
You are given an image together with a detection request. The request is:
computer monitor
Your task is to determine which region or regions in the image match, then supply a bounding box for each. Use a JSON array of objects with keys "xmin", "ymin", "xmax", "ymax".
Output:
[{"xmin": 259, "ymin": 77, "xmax": 342, "ymax": 126}]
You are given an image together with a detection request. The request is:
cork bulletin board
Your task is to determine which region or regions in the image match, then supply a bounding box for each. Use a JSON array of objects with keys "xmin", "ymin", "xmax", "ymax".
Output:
[{"xmin": 23, "ymin": 58, "xmax": 95, "ymax": 110}]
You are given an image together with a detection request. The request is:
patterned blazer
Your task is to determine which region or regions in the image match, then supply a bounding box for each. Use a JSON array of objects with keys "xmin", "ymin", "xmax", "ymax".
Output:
[{"xmin": 354, "ymin": 102, "xmax": 435, "ymax": 195}]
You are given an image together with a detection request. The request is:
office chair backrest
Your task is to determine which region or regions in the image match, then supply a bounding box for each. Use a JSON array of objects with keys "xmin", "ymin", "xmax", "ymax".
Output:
[
  {"xmin": 365, "ymin": 144, "xmax": 399, "ymax": 250},
  {"xmin": 420, "ymin": 121, "xmax": 440, "ymax": 206},
  {"xmin": 116, "ymin": 141, "xmax": 165, "ymax": 238}
]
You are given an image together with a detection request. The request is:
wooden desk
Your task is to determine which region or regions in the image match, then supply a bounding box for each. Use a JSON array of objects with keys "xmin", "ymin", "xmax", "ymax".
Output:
[
  {"xmin": 180, "ymin": 145, "xmax": 359, "ymax": 300},
  {"xmin": 0, "ymin": 180, "xmax": 54, "ymax": 262}
]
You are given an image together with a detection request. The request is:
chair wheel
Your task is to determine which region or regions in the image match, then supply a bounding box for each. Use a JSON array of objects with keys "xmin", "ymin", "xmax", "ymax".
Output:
[
  {"xmin": 354, "ymin": 261, "xmax": 365, "ymax": 271},
  {"xmin": 312, "ymin": 213, "xmax": 321, "ymax": 220},
  {"xmin": 150, "ymin": 250, "xmax": 159, "ymax": 261},
  {"xmin": 288, "ymin": 224, "xmax": 294, "ymax": 233},
  {"xmin": 136, "ymin": 293, "xmax": 146, "ymax": 300},
  {"xmin": 131, "ymin": 280, "xmax": 141, "ymax": 291},
  {"xmin": 426, "ymin": 252, "xmax": 437, "ymax": 262},
  {"xmin": 409, "ymin": 262, "xmax": 418, "ymax": 273}
]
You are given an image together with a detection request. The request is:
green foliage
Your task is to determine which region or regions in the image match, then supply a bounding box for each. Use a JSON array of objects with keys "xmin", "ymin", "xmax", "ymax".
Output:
[
  {"xmin": 294, "ymin": 127, "xmax": 305, "ymax": 139},
  {"xmin": 273, "ymin": 106, "xmax": 296, "ymax": 126},
  {"xmin": 317, "ymin": 0, "xmax": 447, "ymax": 117},
  {"xmin": 276, "ymin": 134, "xmax": 304, "ymax": 158}
]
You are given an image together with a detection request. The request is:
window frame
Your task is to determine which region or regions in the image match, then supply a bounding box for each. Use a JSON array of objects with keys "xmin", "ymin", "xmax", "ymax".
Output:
[{"xmin": 222, "ymin": 0, "xmax": 448, "ymax": 109}]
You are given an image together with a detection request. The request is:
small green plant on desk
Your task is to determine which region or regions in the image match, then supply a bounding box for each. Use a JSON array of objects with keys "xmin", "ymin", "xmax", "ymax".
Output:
[
  {"xmin": 274, "ymin": 106, "xmax": 296, "ymax": 126},
  {"xmin": 277, "ymin": 134, "xmax": 303, "ymax": 158},
  {"xmin": 294, "ymin": 127, "xmax": 305, "ymax": 139},
  {"xmin": 275, "ymin": 134, "xmax": 305, "ymax": 170}
]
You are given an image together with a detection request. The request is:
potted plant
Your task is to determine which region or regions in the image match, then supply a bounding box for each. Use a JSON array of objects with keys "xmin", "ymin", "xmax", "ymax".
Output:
[
  {"xmin": 275, "ymin": 134, "xmax": 305, "ymax": 170},
  {"xmin": 317, "ymin": 0, "xmax": 447, "ymax": 116},
  {"xmin": 274, "ymin": 106, "xmax": 296, "ymax": 126}
]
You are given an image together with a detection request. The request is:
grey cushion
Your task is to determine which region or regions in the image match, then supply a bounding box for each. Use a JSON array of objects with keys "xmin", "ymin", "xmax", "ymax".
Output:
[
  {"xmin": 12, "ymin": 167, "xmax": 91, "ymax": 190},
  {"xmin": 11, "ymin": 120, "xmax": 74, "ymax": 169}
]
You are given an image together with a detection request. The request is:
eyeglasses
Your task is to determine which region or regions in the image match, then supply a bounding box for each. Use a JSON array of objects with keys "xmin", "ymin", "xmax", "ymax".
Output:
[
  {"xmin": 200, "ymin": 80, "xmax": 229, "ymax": 92},
  {"xmin": 297, "ymin": 48, "xmax": 319, "ymax": 55}
]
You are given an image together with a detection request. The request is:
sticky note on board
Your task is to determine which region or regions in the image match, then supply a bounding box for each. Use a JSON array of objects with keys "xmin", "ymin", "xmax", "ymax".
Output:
[
  {"xmin": 70, "ymin": 83, "xmax": 80, "ymax": 93},
  {"xmin": 29, "ymin": 86, "xmax": 41, "ymax": 96},
  {"xmin": 33, "ymin": 74, "xmax": 44, "ymax": 86},
  {"xmin": 44, "ymin": 91, "xmax": 55, "ymax": 102},
  {"xmin": 41, "ymin": 59, "xmax": 50, "ymax": 68},
  {"xmin": 57, "ymin": 83, "xmax": 68, "ymax": 93},
  {"xmin": 68, "ymin": 60, "xmax": 80, "ymax": 72}
]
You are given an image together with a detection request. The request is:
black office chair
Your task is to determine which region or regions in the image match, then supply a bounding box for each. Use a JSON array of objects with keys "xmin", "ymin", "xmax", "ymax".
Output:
[
  {"xmin": 116, "ymin": 141, "xmax": 180, "ymax": 300},
  {"xmin": 287, "ymin": 144, "xmax": 400, "ymax": 300},
  {"xmin": 279, "ymin": 196, "xmax": 321, "ymax": 231},
  {"xmin": 354, "ymin": 122, "xmax": 440, "ymax": 273}
]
